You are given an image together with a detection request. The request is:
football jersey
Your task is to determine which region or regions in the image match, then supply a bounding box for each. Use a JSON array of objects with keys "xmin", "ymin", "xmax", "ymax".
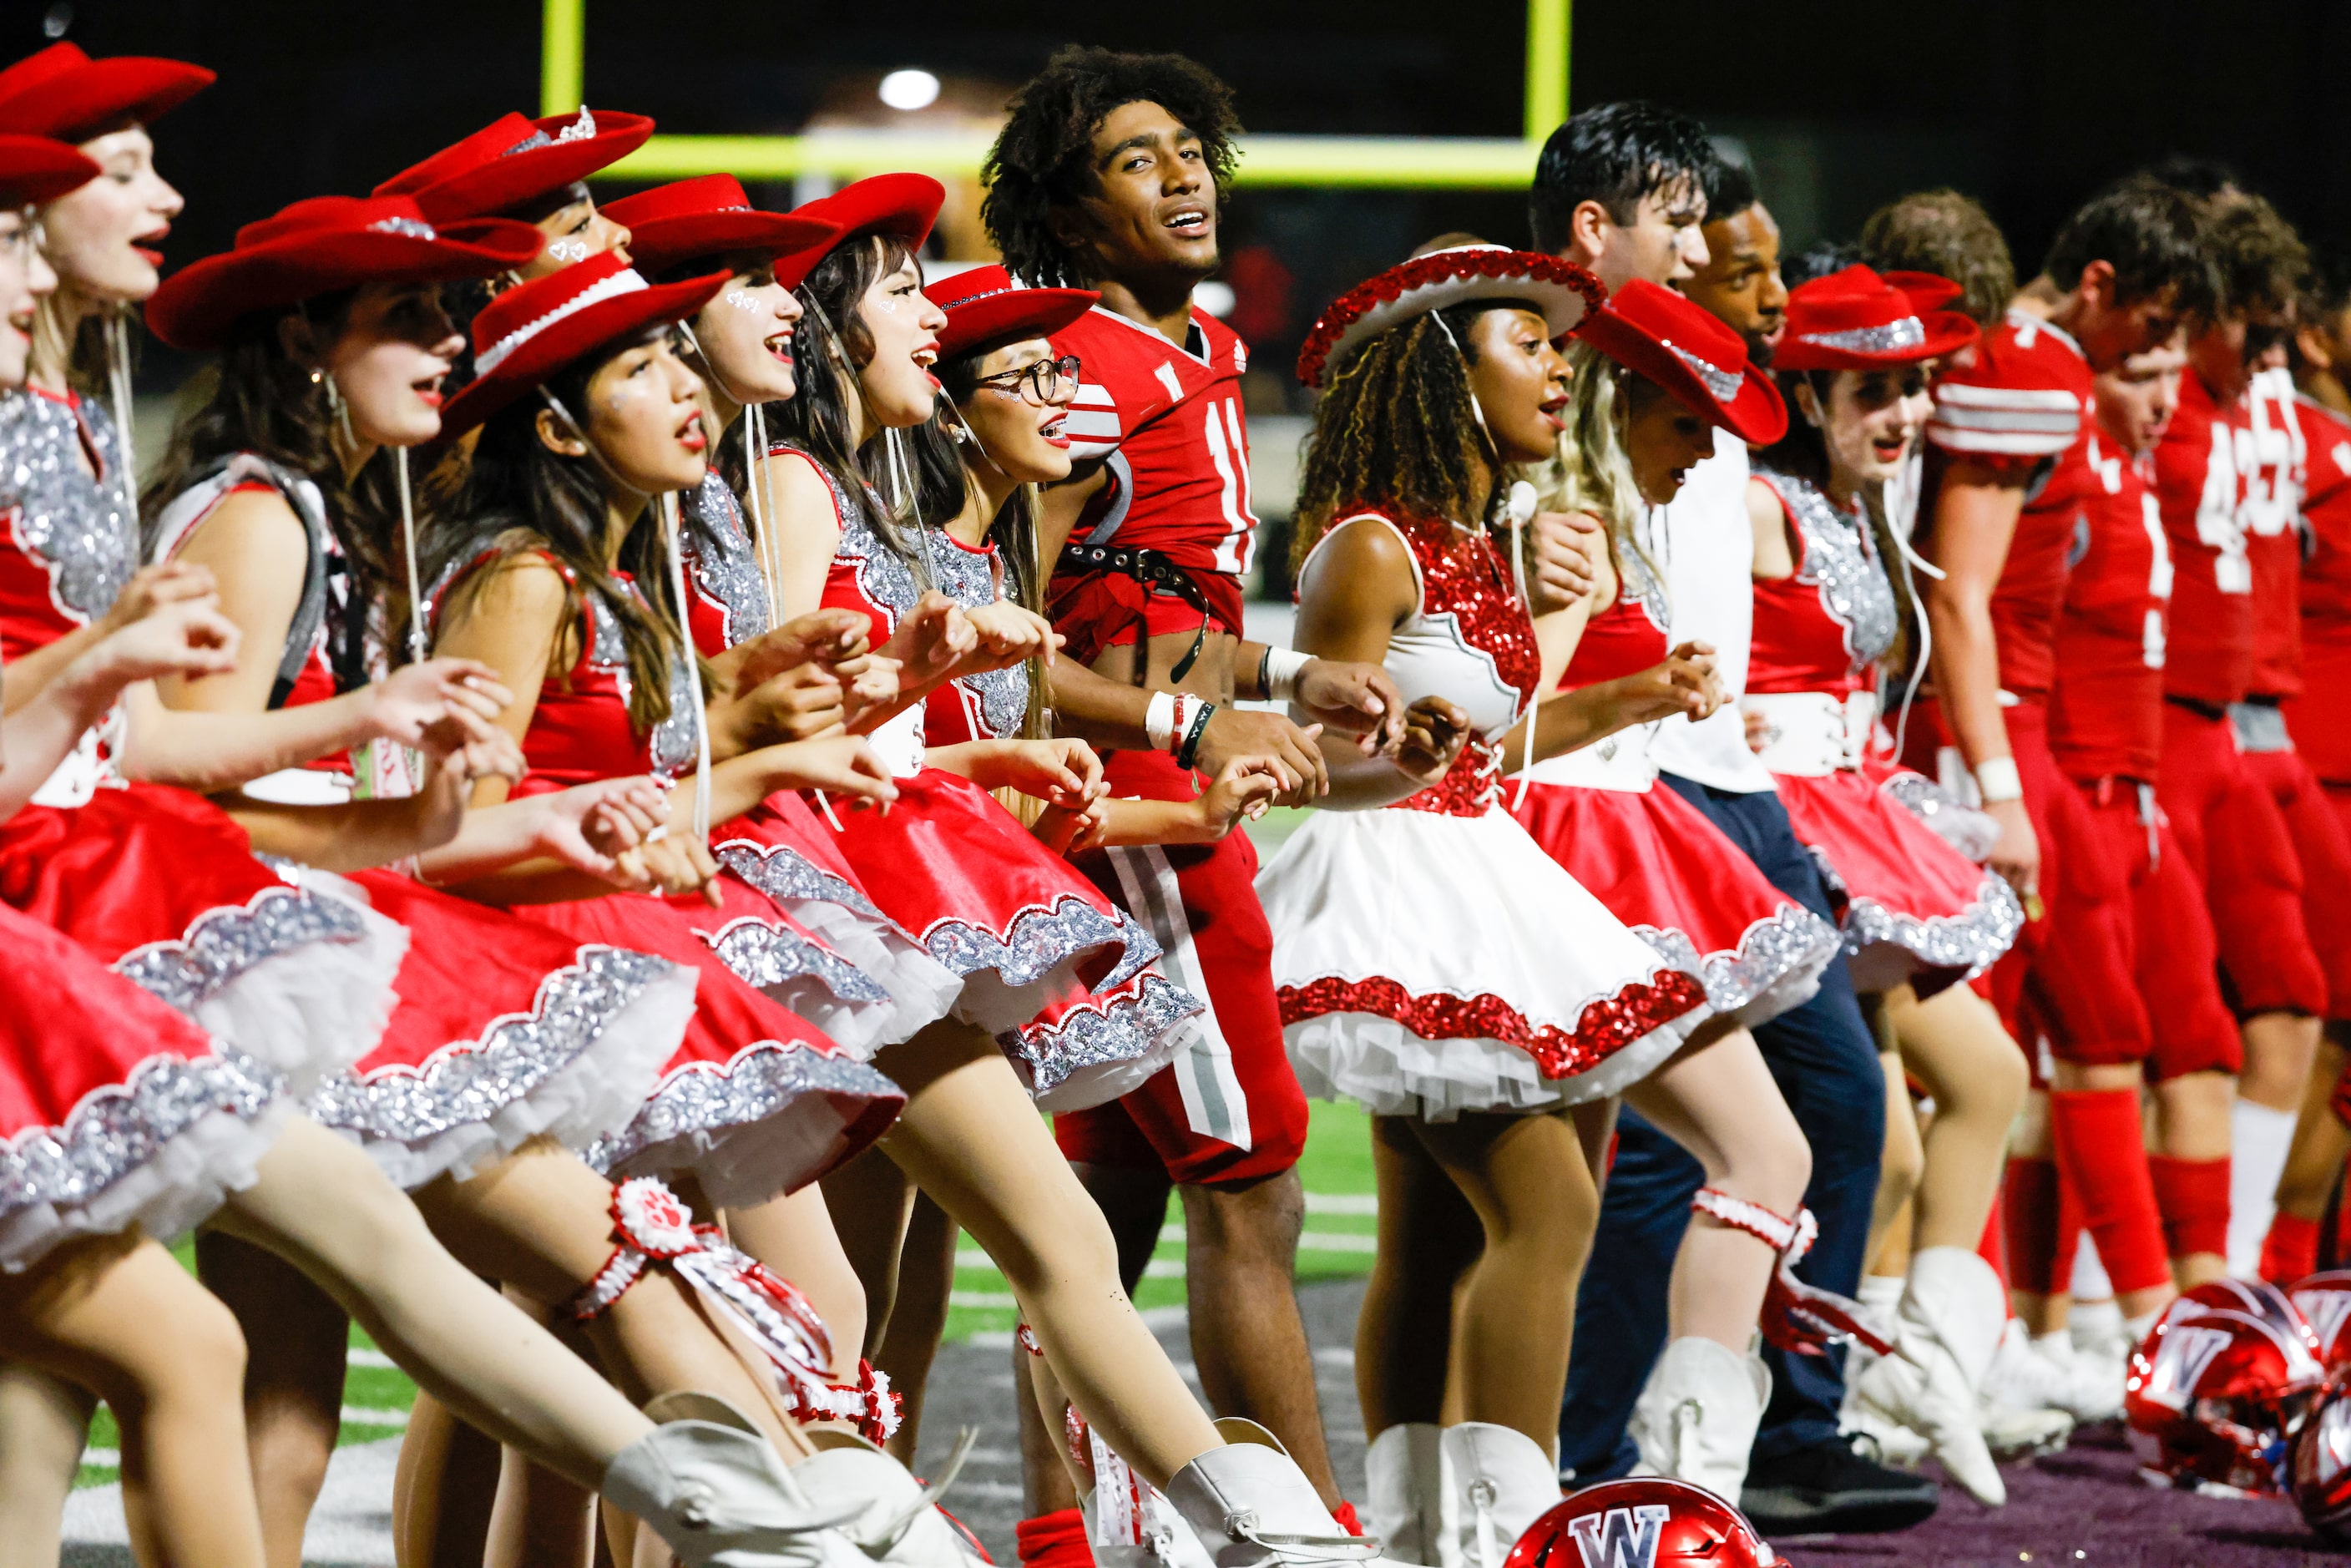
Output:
[
  {"xmin": 1047, "ymin": 304, "xmax": 1258, "ymax": 645},
  {"xmin": 2048, "ymin": 439, "xmax": 2171, "ymax": 782},
  {"xmin": 2283, "ymin": 395, "xmax": 2351, "ymax": 781},
  {"xmin": 2152, "ymin": 367, "xmax": 2257, "ymax": 710},
  {"xmin": 1921, "ymin": 310, "xmax": 2098, "ymax": 701},
  {"xmin": 2247, "ymin": 366, "xmax": 2308, "ymax": 699}
]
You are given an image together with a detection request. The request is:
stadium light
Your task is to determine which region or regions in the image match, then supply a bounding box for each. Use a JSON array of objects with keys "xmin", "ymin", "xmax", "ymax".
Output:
[{"xmin": 542, "ymin": 0, "xmax": 1571, "ymax": 190}]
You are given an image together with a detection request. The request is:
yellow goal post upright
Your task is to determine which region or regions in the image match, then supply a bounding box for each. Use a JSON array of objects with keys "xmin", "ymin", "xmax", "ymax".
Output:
[{"xmin": 542, "ymin": 0, "xmax": 1571, "ymax": 190}]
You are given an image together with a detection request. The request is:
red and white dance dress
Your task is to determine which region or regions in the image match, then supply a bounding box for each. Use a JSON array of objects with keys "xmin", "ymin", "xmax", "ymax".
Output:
[
  {"xmin": 1510, "ymin": 540, "xmax": 1840, "ymax": 1025},
  {"xmin": 143, "ymin": 457, "xmax": 700, "ymax": 1191},
  {"xmin": 1742, "ymin": 468, "xmax": 2022, "ymax": 995},
  {"xmin": 0, "ymin": 902, "xmax": 295, "ymax": 1271},
  {"xmin": 1256, "ymin": 510, "xmax": 1710, "ymax": 1119},
  {"xmin": 726, "ymin": 450, "xmax": 1197, "ymax": 1111},
  {"xmin": 431, "ymin": 542, "xmax": 903, "ymax": 1206},
  {"xmin": 0, "ymin": 388, "xmax": 407, "ymax": 1087}
]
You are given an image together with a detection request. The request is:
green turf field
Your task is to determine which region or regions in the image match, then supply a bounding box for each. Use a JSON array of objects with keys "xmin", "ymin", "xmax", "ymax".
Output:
[{"xmin": 73, "ymin": 1095, "xmax": 1378, "ymax": 1490}]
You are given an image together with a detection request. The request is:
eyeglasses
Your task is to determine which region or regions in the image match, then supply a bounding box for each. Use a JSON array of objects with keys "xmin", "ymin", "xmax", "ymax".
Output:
[
  {"xmin": 0, "ymin": 213, "xmax": 45, "ymax": 269},
  {"xmin": 973, "ymin": 353, "xmax": 1080, "ymax": 406}
]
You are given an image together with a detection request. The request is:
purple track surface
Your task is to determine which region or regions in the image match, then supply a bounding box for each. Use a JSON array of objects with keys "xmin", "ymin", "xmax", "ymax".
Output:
[{"xmin": 1780, "ymin": 1424, "xmax": 2346, "ymax": 1567}]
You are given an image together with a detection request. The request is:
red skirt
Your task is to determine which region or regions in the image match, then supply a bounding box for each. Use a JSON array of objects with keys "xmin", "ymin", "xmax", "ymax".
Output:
[
  {"xmin": 817, "ymin": 768, "xmax": 1181, "ymax": 1090},
  {"xmin": 513, "ymin": 888, "xmax": 904, "ymax": 1207},
  {"xmin": 1510, "ymin": 781, "xmax": 1839, "ymax": 1027},
  {"xmin": 711, "ymin": 792, "xmax": 962, "ymax": 1058},
  {"xmin": 304, "ymin": 869, "xmax": 700, "ymax": 1191},
  {"xmin": 0, "ymin": 784, "xmax": 405, "ymax": 1090},
  {"xmin": 1772, "ymin": 769, "xmax": 2025, "ymax": 998},
  {"xmin": 0, "ymin": 902, "xmax": 291, "ymax": 1272}
]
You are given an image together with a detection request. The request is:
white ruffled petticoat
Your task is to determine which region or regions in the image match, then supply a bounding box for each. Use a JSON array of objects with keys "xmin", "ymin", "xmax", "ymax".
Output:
[{"xmin": 1257, "ymin": 806, "xmax": 1713, "ymax": 1122}]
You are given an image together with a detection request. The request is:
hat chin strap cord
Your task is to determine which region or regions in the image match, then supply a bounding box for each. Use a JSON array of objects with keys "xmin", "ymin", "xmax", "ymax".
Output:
[
  {"xmin": 675, "ymin": 317, "xmax": 788, "ymax": 622},
  {"xmin": 539, "ymin": 388, "xmax": 713, "ymax": 842},
  {"xmin": 104, "ymin": 311, "xmax": 139, "ymax": 527}
]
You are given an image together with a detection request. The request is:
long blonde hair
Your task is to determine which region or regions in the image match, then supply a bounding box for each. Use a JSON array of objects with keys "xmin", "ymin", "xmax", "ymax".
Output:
[{"xmin": 1516, "ymin": 340, "xmax": 1665, "ymax": 599}]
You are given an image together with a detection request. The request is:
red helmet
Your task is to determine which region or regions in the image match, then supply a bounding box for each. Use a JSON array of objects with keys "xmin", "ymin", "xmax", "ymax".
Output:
[
  {"xmin": 2291, "ymin": 1272, "xmax": 2351, "ymax": 1373},
  {"xmin": 1504, "ymin": 1479, "xmax": 1777, "ymax": 1568},
  {"xmin": 2126, "ymin": 1306, "xmax": 2327, "ymax": 1494},
  {"xmin": 2293, "ymin": 1383, "xmax": 2351, "ymax": 1543},
  {"xmin": 2177, "ymin": 1278, "xmax": 2322, "ymax": 1349}
]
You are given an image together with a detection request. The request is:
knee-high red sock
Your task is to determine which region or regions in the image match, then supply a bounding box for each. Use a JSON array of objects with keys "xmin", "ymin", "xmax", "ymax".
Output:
[
  {"xmin": 1019, "ymin": 1509, "xmax": 1095, "ymax": 1568},
  {"xmin": 2264, "ymin": 1213, "xmax": 2321, "ymax": 1285},
  {"xmin": 2147, "ymin": 1155, "xmax": 2232, "ymax": 1262},
  {"xmin": 2046, "ymin": 1090, "xmax": 2172, "ymax": 1297},
  {"xmin": 2003, "ymin": 1156, "xmax": 2065, "ymax": 1295}
]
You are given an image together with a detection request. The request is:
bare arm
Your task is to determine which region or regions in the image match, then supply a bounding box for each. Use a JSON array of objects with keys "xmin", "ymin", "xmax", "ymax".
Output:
[
  {"xmin": 1290, "ymin": 518, "xmax": 1454, "ymax": 811},
  {"xmin": 1920, "ymin": 460, "xmax": 2036, "ymax": 893},
  {"xmin": 1747, "ymin": 478, "xmax": 1797, "ymax": 580}
]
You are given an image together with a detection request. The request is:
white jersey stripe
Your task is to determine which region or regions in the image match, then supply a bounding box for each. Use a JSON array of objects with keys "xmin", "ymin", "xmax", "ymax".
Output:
[{"xmin": 1105, "ymin": 845, "xmax": 1251, "ymax": 1150}]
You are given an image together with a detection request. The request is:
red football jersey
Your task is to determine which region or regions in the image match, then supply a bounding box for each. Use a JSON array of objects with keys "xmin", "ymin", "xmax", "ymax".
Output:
[
  {"xmin": 2049, "ymin": 439, "xmax": 2171, "ymax": 781},
  {"xmin": 2247, "ymin": 367, "xmax": 2308, "ymax": 699},
  {"xmin": 2283, "ymin": 395, "xmax": 2351, "ymax": 782},
  {"xmin": 2153, "ymin": 367, "xmax": 2257, "ymax": 709},
  {"xmin": 1047, "ymin": 305, "xmax": 1258, "ymax": 649},
  {"xmin": 1922, "ymin": 311, "xmax": 2098, "ymax": 701}
]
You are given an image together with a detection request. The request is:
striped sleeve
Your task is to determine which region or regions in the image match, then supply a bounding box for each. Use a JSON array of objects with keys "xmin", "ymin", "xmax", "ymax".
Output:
[
  {"xmin": 1062, "ymin": 380, "xmax": 1123, "ymax": 461},
  {"xmin": 1924, "ymin": 381, "xmax": 2081, "ymax": 458}
]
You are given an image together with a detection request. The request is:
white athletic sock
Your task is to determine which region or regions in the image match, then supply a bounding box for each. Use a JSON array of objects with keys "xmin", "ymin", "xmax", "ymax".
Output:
[
  {"xmin": 2227, "ymin": 1100, "xmax": 2298, "ymax": 1278},
  {"xmin": 1859, "ymin": 1274, "xmax": 1905, "ymax": 1315},
  {"xmin": 2069, "ymin": 1229, "xmax": 2112, "ymax": 1300}
]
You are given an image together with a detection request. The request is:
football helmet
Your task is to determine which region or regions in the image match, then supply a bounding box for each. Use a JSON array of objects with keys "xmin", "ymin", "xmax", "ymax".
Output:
[
  {"xmin": 2126, "ymin": 1306, "xmax": 2326, "ymax": 1494},
  {"xmin": 2291, "ymin": 1272, "xmax": 2351, "ymax": 1374},
  {"xmin": 1504, "ymin": 1478, "xmax": 1777, "ymax": 1568}
]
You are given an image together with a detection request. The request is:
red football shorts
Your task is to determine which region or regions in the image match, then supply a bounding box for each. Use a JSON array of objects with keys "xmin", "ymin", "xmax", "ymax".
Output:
[
  {"xmin": 2239, "ymin": 743, "xmax": 2351, "ymax": 1021},
  {"xmin": 1053, "ymin": 751, "xmax": 1309, "ymax": 1188},
  {"xmin": 2026, "ymin": 779, "xmax": 2153, "ymax": 1067},
  {"xmin": 2158, "ymin": 705, "xmax": 2327, "ymax": 1018}
]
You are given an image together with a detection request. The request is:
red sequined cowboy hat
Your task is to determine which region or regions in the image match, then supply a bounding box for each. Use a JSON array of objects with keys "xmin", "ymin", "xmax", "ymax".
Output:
[
  {"xmin": 1575, "ymin": 277, "xmax": 1788, "ymax": 446},
  {"xmin": 928, "ymin": 264, "xmax": 1097, "ymax": 362},
  {"xmin": 147, "ymin": 195, "xmax": 543, "ymax": 351},
  {"xmin": 1772, "ymin": 264, "xmax": 1979, "ymax": 372},
  {"xmin": 0, "ymin": 133, "xmax": 97, "ymax": 208},
  {"xmin": 1295, "ymin": 244, "xmax": 1605, "ymax": 388},
  {"xmin": 0, "ymin": 42, "xmax": 212, "ymax": 144},
  {"xmin": 599, "ymin": 175, "xmax": 838, "ymax": 287},
  {"xmin": 789, "ymin": 173, "xmax": 944, "ymax": 261},
  {"xmin": 438, "ymin": 250, "xmax": 726, "ymax": 437},
  {"xmin": 373, "ymin": 106, "xmax": 654, "ymax": 225}
]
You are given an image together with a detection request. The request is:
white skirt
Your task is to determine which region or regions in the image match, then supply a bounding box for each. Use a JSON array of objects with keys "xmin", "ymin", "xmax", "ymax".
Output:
[{"xmin": 1256, "ymin": 805, "xmax": 1712, "ymax": 1121}]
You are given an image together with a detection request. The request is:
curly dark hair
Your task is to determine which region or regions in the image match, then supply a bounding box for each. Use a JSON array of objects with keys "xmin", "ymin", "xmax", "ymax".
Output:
[
  {"xmin": 1858, "ymin": 189, "xmax": 2016, "ymax": 331},
  {"xmin": 2044, "ymin": 175, "xmax": 2217, "ymax": 321},
  {"xmin": 1529, "ymin": 100, "xmax": 1719, "ymax": 255},
  {"xmin": 983, "ymin": 45, "xmax": 1242, "ymax": 289},
  {"xmin": 1292, "ymin": 304, "xmax": 1495, "ymax": 574}
]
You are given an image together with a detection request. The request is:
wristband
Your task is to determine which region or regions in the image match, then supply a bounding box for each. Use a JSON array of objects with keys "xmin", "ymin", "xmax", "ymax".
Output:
[
  {"xmin": 1177, "ymin": 701, "xmax": 1217, "ymax": 772},
  {"xmin": 1145, "ymin": 690, "xmax": 1179, "ymax": 751},
  {"xmin": 1262, "ymin": 647, "xmax": 1312, "ymax": 702},
  {"xmin": 1972, "ymin": 756, "xmax": 2024, "ymax": 804}
]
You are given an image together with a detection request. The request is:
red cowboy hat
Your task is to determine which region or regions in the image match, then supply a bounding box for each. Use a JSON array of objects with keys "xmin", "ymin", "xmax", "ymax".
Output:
[
  {"xmin": 1296, "ymin": 245, "xmax": 1605, "ymax": 388},
  {"xmin": 790, "ymin": 173, "xmax": 943, "ymax": 262},
  {"xmin": 146, "ymin": 195, "xmax": 543, "ymax": 352},
  {"xmin": 929, "ymin": 264, "xmax": 1097, "ymax": 363},
  {"xmin": 0, "ymin": 43, "xmax": 213, "ymax": 144},
  {"xmin": 599, "ymin": 175, "xmax": 838, "ymax": 287},
  {"xmin": 1575, "ymin": 278, "xmax": 1787, "ymax": 446},
  {"xmin": 373, "ymin": 106, "xmax": 654, "ymax": 225},
  {"xmin": 0, "ymin": 133, "xmax": 97, "ymax": 208},
  {"xmin": 439, "ymin": 250, "xmax": 726, "ymax": 437},
  {"xmin": 1882, "ymin": 269, "xmax": 1967, "ymax": 316},
  {"xmin": 1772, "ymin": 264, "xmax": 1979, "ymax": 373}
]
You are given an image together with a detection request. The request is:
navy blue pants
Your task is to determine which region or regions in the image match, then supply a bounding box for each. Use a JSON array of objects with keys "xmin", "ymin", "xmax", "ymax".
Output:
[{"xmin": 1559, "ymin": 773, "xmax": 1886, "ymax": 1479}]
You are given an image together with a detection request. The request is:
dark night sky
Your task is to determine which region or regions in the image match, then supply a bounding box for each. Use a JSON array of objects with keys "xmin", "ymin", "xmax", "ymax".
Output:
[{"xmin": 12, "ymin": 0, "xmax": 2347, "ymax": 383}]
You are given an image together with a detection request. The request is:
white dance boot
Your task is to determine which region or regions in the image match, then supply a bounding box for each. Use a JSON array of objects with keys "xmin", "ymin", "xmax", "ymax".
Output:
[
  {"xmin": 1853, "ymin": 1247, "xmax": 2009, "ymax": 1506},
  {"xmin": 1627, "ymin": 1338, "xmax": 1769, "ymax": 1503},
  {"xmin": 786, "ymin": 1429, "xmax": 989, "ymax": 1567},
  {"xmin": 599, "ymin": 1394, "xmax": 867, "ymax": 1567},
  {"xmin": 1438, "ymin": 1424, "xmax": 1561, "ymax": 1568},
  {"xmin": 1364, "ymin": 1424, "xmax": 1454, "ymax": 1568},
  {"xmin": 1164, "ymin": 1419, "xmax": 1385, "ymax": 1568}
]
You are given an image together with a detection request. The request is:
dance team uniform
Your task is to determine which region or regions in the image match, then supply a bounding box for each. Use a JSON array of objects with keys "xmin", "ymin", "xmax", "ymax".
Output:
[
  {"xmin": 1260, "ymin": 507, "xmax": 1711, "ymax": 1117},
  {"xmin": 1744, "ymin": 467, "xmax": 2023, "ymax": 996}
]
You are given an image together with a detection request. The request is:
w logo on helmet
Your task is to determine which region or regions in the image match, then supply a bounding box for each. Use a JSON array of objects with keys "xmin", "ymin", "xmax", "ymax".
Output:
[{"xmin": 1565, "ymin": 1505, "xmax": 1670, "ymax": 1568}]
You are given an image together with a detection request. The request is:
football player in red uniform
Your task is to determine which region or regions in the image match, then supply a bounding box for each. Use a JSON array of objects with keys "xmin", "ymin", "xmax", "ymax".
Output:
[
  {"xmin": 983, "ymin": 46, "xmax": 1404, "ymax": 1540},
  {"xmin": 1918, "ymin": 177, "xmax": 2212, "ymax": 1343},
  {"xmin": 2146, "ymin": 195, "xmax": 2327, "ymax": 1278}
]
